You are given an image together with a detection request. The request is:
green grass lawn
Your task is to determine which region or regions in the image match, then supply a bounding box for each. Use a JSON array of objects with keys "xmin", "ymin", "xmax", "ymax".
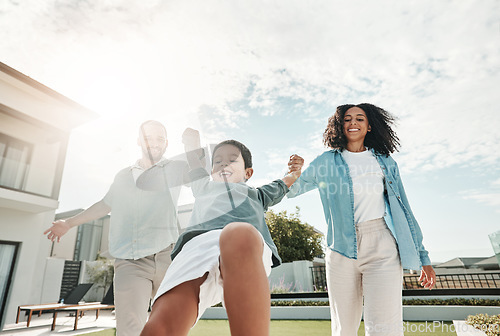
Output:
[
  {"xmin": 78, "ymin": 330, "xmax": 116, "ymax": 336},
  {"xmin": 78, "ymin": 320, "xmax": 457, "ymax": 335},
  {"xmin": 189, "ymin": 320, "xmax": 457, "ymax": 336},
  {"xmin": 189, "ymin": 320, "xmax": 331, "ymax": 336}
]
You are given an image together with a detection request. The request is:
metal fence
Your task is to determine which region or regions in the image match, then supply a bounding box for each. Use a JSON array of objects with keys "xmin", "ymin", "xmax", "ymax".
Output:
[
  {"xmin": 403, "ymin": 272, "xmax": 500, "ymax": 290},
  {"xmin": 310, "ymin": 266, "xmax": 500, "ymax": 291},
  {"xmin": 310, "ymin": 266, "xmax": 328, "ymax": 291}
]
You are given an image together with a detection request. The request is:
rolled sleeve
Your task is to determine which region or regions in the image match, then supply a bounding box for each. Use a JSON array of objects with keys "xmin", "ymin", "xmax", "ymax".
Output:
[{"xmin": 287, "ymin": 158, "xmax": 319, "ymax": 198}]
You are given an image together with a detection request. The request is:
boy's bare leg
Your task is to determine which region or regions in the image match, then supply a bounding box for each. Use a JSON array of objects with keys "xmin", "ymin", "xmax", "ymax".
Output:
[
  {"xmin": 219, "ymin": 222, "xmax": 270, "ymax": 336},
  {"xmin": 140, "ymin": 273, "xmax": 208, "ymax": 336}
]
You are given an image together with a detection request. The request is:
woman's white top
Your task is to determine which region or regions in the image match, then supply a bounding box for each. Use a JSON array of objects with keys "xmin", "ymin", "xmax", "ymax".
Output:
[{"xmin": 341, "ymin": 148, "xmax": 386, "ymax": 224}]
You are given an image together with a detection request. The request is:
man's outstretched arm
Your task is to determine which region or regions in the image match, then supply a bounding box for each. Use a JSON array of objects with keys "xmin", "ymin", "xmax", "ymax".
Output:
[{"xmin": 44, "ymin": 200, "xmax": 111, "ymax": 242}]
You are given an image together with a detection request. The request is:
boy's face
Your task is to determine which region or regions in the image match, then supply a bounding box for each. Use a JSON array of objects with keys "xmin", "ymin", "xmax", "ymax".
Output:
[{"xmin": 212, "ymin": 144, "xmax": 253, "ymax": 183}]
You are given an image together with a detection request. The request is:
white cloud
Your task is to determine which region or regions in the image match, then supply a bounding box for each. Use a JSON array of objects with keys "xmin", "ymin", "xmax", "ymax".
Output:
[
  {"xmin": 462, "ymin": 192, "xmax": 500, "ymax": 212},
  {"xmin": 1, "ymin": 0, "xmax": 498, "ymax": 213}
]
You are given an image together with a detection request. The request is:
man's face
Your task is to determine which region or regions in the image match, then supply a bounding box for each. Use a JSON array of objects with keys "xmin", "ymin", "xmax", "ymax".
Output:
[
  {"xmin": 211, "ymin": 144, "xmax": 252, "ymax": 183},
  {"xmin": 139, "ymin": 123, "xmax": 168, "ymax": 163}
]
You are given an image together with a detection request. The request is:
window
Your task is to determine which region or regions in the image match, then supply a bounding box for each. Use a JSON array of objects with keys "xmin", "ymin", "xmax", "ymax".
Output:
[
  {"xmin": 0, "ymin": 133, "xmax": 32, "ymax": 191},
  {"xmin": 74, "ymin": 219, "xmax": 104, "ymax": 261},
  {"xmin": 0, "ymin": 241, "xmax": 19, "ymax": 327}
]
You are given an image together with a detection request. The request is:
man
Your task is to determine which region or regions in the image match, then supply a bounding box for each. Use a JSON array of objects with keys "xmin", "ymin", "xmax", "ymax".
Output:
[{"xmin": 44, "ymin": 120, "xmax": 189, "ymax": 336}]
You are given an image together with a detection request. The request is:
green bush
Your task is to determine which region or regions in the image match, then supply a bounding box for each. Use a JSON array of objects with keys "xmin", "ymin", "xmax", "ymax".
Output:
[
  {"xmin": 403, "ymin": 298, "xmax": 500, "ymax": 306},
  {"xmin": 86, "ymin": 259, "xmax": 114, "ymax": 288},
  {"xmin": 270, "ymin": 298, "xmax": 500, "ymax": 307},
  {"xmin": 271, "ymin": 300, "xmax": 329, "ymax": 307},
  {"xmin": 210, "ymin": 298, "xmax": 500, "ymax": 308},
  {"xmin": 466, "ymin": 314, "xmax": 500, "ymax": 336}
]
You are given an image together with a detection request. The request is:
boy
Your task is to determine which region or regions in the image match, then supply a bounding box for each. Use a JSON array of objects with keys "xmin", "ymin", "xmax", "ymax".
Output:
[{"xmin": 141, "ymin": 128, "xmax": 303, "ymax": 336}]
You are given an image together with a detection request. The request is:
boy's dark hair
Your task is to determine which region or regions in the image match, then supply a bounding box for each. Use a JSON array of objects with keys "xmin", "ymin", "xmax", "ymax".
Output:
[
  {"xmin": 323, "ymin": 103, "xmax": 400, "ymax": 156},
  {"xmin": 212, "ymin": 140, "xmax": 253, "ymax": 169}
]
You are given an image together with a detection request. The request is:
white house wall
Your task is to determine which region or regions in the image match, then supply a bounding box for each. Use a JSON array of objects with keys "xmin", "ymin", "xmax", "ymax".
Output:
[
  {"xmin": 268, "ymin": 260, "xmax": 314, "ymax": 293},
  {"xmin": 50, "ymin": 227, "xmax": 78, "ymax": 261},
  {"xmin": 0, "ymin": 62, "xmax": 97, "ymax": 330},
  {"xmin": 0, "ymin": 207, "xmax": 55, "ymax": 326},
  {"xmin": 40, "ymin": 258, "xmax": 65, "ymax": 304}
]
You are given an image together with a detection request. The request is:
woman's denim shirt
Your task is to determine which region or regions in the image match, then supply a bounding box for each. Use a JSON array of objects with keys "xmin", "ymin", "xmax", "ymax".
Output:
[{"xmin": 288, "ymin": 148, "xmax": 431, "ymax": 270}]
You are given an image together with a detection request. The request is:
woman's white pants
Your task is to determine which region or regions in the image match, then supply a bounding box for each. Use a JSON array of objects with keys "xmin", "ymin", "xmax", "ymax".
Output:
[{"xmin": 326, "ymin": 217, "xmax": 404, "ymax": 336}]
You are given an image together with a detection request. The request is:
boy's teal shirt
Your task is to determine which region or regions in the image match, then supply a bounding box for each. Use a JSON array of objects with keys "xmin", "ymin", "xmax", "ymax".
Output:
[
  {"xmin": 287, "ymin": 148, "xmax": 431, "ymax": 270},
  {"xmin": 171, "ymin": 167, "xmax": 289, "ymax": 268}
]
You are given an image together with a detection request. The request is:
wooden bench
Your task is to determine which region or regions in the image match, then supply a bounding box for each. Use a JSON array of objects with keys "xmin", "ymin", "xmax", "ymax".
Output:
[
  {"xmin": 16, "ymin": 283, "xmax": 95, "ymax": 327},
  {"xmin": 16, "ymin": 303, "xmax": 91, "ymax": 327},
  {"xmin": 51, "ymin": 304, "xmax": 115, "ymax": 331}
]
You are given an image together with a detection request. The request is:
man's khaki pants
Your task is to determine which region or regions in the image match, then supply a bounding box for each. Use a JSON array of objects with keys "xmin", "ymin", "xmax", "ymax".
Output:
[
  {"xmin": 114, "ymin": 244, "xmax": 173, "ymax": 336},
  {"xmin": 326, "ymin": 218, "xmax": 404, "ymax": 336}
]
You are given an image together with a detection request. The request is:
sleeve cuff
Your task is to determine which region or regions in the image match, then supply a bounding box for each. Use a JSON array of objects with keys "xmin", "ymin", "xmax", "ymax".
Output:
[
  {"xmin": 420, "ymin": 251, "xmax": 432, "ymax": 267},
  {"xmin": 275, "ymin": 179, "xmax": 290, "ymax": 193}
]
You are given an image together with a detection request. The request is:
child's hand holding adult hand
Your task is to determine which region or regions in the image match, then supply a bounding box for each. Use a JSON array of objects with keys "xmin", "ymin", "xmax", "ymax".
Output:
[{"xmin": 282, "ymin": 154, "xmax": 304, "ymax": 187}]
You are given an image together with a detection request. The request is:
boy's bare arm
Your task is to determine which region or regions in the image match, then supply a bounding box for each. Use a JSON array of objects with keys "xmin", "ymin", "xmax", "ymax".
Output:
[
  {"xmin": 182, "ymin": 128, "xmax": 206, "ymax": 169},
  {"xmin": 282, "ymin": 154, "xmax": 304, "ymax": 188}
]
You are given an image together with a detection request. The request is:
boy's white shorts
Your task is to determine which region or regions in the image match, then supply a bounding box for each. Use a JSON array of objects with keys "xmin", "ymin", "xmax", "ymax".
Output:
[{"xmin": 152, "ymin": 229, "xmax": 273, "ymax": 325}]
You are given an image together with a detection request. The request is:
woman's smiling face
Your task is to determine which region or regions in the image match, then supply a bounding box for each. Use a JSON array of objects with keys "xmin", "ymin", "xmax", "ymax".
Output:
[{"xmin": 343, "ymin": 106, "xmax": 371, "ymax": 144}]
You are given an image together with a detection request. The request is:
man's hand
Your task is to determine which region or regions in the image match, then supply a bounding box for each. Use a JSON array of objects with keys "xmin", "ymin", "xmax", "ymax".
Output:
[
  {"xmin": 42, "ymin": 200, "xmax": 110, "ymax": 242},
  {"xmin": 419, "ymin": 265, "xmax": 436, "ymax": 290},
  {"xmin": 43, "ymin": 220, "xmax": 71, "ymax": 242},
  {"xmin": 182, "ymin": 128, "xmax": 201, "ymax": 150}
]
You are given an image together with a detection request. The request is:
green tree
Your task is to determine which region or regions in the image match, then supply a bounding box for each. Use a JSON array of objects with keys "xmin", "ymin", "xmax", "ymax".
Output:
[
  {"xmin": 86, "ymin": 253, "xmax": 114, "ymax": 297},
  {"xmin": 266, "ymin": 207, "xmax": 324, "ymax": 263}
]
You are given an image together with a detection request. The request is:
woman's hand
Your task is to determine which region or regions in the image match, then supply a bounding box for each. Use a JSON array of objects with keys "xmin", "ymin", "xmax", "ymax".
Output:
[
  {"xmin": 282, "ymin": 154, "xmax": 304, "ymax": 187},
  {"xmin": 287, "ymin": 154, "xmax": 304, "ymax": 179},
  {"xmin": 419, "ymin": 265, "xmax": 436, "ymax": 290}
]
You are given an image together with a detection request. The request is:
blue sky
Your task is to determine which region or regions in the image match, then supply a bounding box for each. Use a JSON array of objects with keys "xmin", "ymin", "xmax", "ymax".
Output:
[{"xmin": 0, "ymin": 0, "xmax": 498, "ymax": 263}]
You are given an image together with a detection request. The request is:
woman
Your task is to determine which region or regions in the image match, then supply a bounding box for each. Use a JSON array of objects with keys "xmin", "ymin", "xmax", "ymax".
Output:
[{"xmin": 288, "ymin": 103, "xmax": 435, "ymax": 336}]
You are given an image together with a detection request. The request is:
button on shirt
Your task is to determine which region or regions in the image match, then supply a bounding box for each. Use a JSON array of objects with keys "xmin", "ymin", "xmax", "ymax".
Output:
[{"xmin": 103, "ymin": 158, "xmax": 189, "ymax": 260}]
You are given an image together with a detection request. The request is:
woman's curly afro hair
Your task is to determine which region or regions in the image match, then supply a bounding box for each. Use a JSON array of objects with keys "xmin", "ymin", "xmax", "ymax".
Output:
[{"xmin": 323, "ymin": 103, "xmax": 400, "ymax": 156}]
